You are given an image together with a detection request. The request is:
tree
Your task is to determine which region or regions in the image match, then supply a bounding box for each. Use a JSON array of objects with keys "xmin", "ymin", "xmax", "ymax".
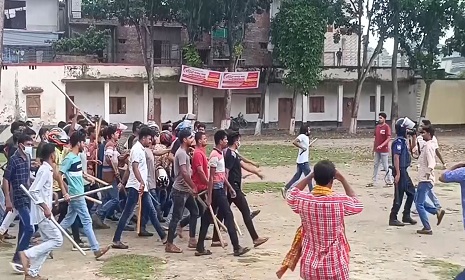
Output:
[
  {"xmin": 271, "ymin": 0, "xmax": 326, "ymax": 134},
  {"xmin": 400, "ymin": 0, "xmax": 460, "ymax": 121},
  {"xmin": 170, "ymin": 0, "xmax": 222, "ymax": 116},
  {"xmin": 217, "ymin": 0, "xmax": 271, "ymax": 129},
  {"xmin": 82, "ymin": 0, "xmax": 171, "ymax": 121},
  {"xmin": 343, "ymin": 0, "xmax": 392, "ymax": 133},
  {"xmin": 52, "ymin": 25, "xmax": 110, "ymax": 56}
]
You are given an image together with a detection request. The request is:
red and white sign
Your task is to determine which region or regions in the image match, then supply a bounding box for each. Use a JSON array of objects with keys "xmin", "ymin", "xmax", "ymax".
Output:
[
  {"xmin": 220, "ymin": 71, "xmax": 260, "ymax": 90},
  {"xmin": 179, "ymin": 65, "xmax": 222, "ymax": 89},
  {"xmin": 179, "ymin": 65, "xmax": 260, "ymax": 90}
]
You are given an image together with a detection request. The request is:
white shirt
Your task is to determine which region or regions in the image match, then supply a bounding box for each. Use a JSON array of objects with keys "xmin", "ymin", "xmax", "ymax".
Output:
[
  {"xmin": 29, "ymin": 161, "xmax": 54, "ymax": 225},
  {"xmin": 418, "ymin": 140, "xmax": 436, "ymax": 183},
  {"xmin": 416, "ymin": 135, "xmax": 439, "ymax": 151},
  {"xmin": 126, "ymin": 141, "xmax": 148, "ymax": 192},
  {"xmin": 296, "ymin": 134, "xmax": 310, "ymax": 164}
]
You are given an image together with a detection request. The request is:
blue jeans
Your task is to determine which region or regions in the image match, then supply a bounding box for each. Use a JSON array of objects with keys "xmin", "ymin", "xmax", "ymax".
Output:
[
  {"xmin": 285, "ymin": 162, "xmax": 312, "ymax": 190},
  {"xmin": 113, "ymin": 188, "xmax": 139, "ymax": 242},
  {"xmin": 97, "ymin": 179, "xmax": 120, "ymax": 220},
  {"xmin": 13, "ymin": 206, "xmax": 34, "ymax": 263},
  {"xmin": 140, "ymin": 190, "xmax": 166, "ymax": 239},
  {"xmin": 60, "ymin": 198, "xmax": 100, "ymax": 252},
  {"xmin": 415, "ymin": 182, "xmax": 438, "ymax": 230}
]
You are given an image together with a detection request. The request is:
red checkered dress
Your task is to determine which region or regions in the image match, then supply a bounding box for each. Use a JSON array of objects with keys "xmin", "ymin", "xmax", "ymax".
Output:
[{"xmin": 287, "ymin": 188, "xmax": 363, "ymax": 280}]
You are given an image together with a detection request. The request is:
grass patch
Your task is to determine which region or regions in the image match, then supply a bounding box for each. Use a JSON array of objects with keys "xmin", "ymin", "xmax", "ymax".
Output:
[
  {"xmin": 242, "ymin": 182, "xmax": 283, "ymax": 193},
  {"xmin": 238, "ymin": 144, "xmax": 371, "ymax": 167},
  {"xmin": 101, "ymin": 254, "xmax": 164, "ymax": 280},
  {"xmin": 422, "ymin": 259, "xmax": 463, "ymax": 279}
]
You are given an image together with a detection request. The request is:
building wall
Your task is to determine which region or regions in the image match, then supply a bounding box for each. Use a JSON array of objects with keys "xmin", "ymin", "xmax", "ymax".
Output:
[
  {"xmin": 420, "ymin": 80, "xmax": 465, "ymax": 125},
  {"xmin": 26, "ymin": 0, "xmax": 59, "ymax": 32},
  {"xmin": 242, "ymin": 11, "xmax": 272, "ymax": 66}
]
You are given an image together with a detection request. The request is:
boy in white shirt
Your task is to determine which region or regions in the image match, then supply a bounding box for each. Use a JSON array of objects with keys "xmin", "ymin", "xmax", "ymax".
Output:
[
  {"xmin": 415, "ymin": 125, "xmax": 445, "ymax": 235},
  {"xmin": 282, "ymin": 125, "xmax": 312, "ymax": 198},
  {"xmin": 19, "ymin": 143, "xmax": 63, "ymax": 280}
]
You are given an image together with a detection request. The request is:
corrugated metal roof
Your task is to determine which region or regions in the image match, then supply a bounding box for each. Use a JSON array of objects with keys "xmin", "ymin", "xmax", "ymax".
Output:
[{"xmin": 4, "ymin": 29, "xmax": 59, "ymax": 46}]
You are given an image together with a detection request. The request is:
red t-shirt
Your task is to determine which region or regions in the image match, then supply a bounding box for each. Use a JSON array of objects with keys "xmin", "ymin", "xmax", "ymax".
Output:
[
  {"xmin": 191, "ymin": 147, "xmax": 208, "ymax": 192},
  {"xmin": 374, "ymin": 123, "xmax": 391, "ymax": 153}
]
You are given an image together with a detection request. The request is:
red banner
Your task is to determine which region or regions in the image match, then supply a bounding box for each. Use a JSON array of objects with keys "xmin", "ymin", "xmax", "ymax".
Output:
[
  {"xmin": 179, "ymin": 65, "xmax": 222, "ymax": 89},
  {"xmin": 179, "ymin": 65, "xmax": 260, "ymax": 90},
  {"xmin": 220, "ymin": 71, "xmax": 260, "ymax": 90}
]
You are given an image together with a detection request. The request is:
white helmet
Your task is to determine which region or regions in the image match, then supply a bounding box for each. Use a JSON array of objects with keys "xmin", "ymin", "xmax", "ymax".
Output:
[{"xmin": 156, "ymin": 167, "xmax": 170, "ymax": 188}]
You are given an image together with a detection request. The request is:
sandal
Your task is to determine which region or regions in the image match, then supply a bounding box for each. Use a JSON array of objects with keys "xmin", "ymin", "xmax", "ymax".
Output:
[
  {"xmin": 165, "ymin": 244, "xmax": 183, "ymax": 253},
  {"xmin": 195, "ymin": 250, "xmax": 212, "ymax": 256}
]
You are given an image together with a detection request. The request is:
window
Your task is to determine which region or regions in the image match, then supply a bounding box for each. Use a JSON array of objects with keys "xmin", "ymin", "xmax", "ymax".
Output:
[
  {"xmin": 179, "ymin": 97, "xmax": 188, "ymax": 114},
  {"xmin": 309, "ymin": 96, "xmax": 325, "ymax": 113},
  {"xmin": 26, "ymin": 95, "xmax": 41, "ymax": 118},
  {"xmin": 110, "ymin": 97, "xmax": 126, "ymax": 114},
  {"xmin": 246, "ymin": 97, "xmax": 261, "ymax": 114},
  {"xmin": 369, "ymin": 96, "xmax": 385, "ymax": 112}
]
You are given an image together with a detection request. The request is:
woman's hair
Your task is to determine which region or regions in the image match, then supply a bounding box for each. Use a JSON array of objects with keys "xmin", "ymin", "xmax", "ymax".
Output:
[{"xmin": 313, "ymin": 160, "xmax": 336, "ymax": 186}]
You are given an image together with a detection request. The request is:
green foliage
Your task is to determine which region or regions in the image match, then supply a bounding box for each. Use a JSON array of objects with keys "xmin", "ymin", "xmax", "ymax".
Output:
[
  {"xmin": 399, "ymin": 0, "xmax": 459, "ymax": 81},
  {"xmin": 183, "ymin": 44, "xmax": 203, "ymax": 67},
  {"xmin": 81, "ymin": 0, "xmax": 114, "ymax": 19},
  {"xmin": 271, "ymin": 0, "xmax": 326, "ymax": 94},
  {"xmin": 443, "ymin": 2, "xmax": 465, "ymax": 56},
  {"xmin": 52, "ymin": 25, "xmax": 109, "ymax": 55}
]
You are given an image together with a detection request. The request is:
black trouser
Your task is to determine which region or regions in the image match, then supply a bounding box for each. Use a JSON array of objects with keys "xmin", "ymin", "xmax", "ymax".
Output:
[
  {"xmin": 196, "ymin": 188, "xmax": 240, "ymax": 252},
  {"xmin": 179, "ymin": 193, "xmax": 207, "ymax": 229},
  {"xmin": 212, "ymin": 185, "xmax": 258, "ymax": 242},
  {"xmin": 54, "ymin": 190, "xmax": 81, "ymax": 243},
  {"xmin": 389, "ymin": 168, "xmax": 415, "ymax": 221},
  {"xmin": 167, "ymin": 189, "xmax": 199, "ymax": 243}
]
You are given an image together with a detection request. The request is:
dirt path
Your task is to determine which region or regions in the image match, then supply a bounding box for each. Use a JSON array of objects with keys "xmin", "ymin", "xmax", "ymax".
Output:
[{"xmin": 1, "ymin": 136, "xmax": 465, "ymax": 279}]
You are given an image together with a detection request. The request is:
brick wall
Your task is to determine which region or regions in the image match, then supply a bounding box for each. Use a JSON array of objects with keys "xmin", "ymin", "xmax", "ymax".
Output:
[
  {"xmin": 242, "ymin": 11, "xmax": 272, "ymax": 66},
  {"xmin": 115, "ymin": 26, "xmax": 145, "ymax": 64}
]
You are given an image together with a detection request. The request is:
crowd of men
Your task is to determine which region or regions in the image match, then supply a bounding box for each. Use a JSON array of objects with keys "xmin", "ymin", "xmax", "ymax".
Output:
[{"xmin": 0, "ymin": 113, "xmax": 268, "ymax": 279}]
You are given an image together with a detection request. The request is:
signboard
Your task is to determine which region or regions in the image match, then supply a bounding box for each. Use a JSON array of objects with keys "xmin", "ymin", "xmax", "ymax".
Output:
[
  {"xmin": 179, "ymin": 65, "xmax": 222, "ymax": 89},
  {"xmin": 220, "ymin": 71, "xmax": 260, "ymax": 90},
  {"xmin": 179, "ymin": 65, "xmax": 260, "ymax": 90},
  {"xmin": 71, "ymin": 0, "xmax": 82, "ymax": 19}
]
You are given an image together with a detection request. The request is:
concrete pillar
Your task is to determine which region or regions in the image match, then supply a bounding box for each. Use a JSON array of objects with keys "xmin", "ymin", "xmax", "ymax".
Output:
[
  {"xmin": 264, "ymin": 85, "xmax": 270, "ymax": 124},
  {"xmin": 104, "ymin": 82, "xmax": 110, "ymax": 123},
  {"xmin": 302, "ymin": 94, "xmax": 308, "ymax": 123},
  {"xmin": 337, "ymin": 84, "xmax": 343, "ymax": 123},
  {"xmin": 143, "ymin": 82, "xmax": 149, "ymax": 123},
  {"xmin": 375, "ymin": 84, "xmax": 381, "ymax": 119},
  {"xmin": 187, "ymin": 84, "xmax": 193, "ymax": 114}
]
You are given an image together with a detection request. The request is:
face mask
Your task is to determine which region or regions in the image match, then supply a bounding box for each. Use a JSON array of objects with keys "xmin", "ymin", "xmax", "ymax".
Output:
[{"xmin": 24, "ymin": 146, "xmax": 33, "ymax": 158}]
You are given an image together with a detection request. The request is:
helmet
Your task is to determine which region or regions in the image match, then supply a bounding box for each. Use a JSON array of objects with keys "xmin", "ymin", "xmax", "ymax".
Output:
[
  {"xmin": 156, "ymin": 167, "xmax": 170, "ymax": 188},
  {"xmin": 146, "ymin": 121, "xmax": 160, "ymax": 137},
  {"xmin": 159, "ymin": 130, "xmax": 172, "ymax": 146},
  {"xmin": 48, "ymin": 128, "xmax": 69, "ymax": 146},
  {"xmin": 395, "ymin": 117, "xmax": 415, "ymax": 137}
]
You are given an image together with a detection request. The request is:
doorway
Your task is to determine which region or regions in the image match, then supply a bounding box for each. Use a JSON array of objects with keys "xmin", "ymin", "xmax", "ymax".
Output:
[
  {"xmin": 278, "ymin": 98, "xmax": 292, "ymax": 129},
  {"xmin": 213, "ymin": 98, "xmax": 225, "ymax": 128},
  {"xmin": 342, "ymin": 97, "xmax": 354, "ymax": 128},
  {"xmin": 66, "ymin": 95, "xmax": 75, "ymax": 119}
]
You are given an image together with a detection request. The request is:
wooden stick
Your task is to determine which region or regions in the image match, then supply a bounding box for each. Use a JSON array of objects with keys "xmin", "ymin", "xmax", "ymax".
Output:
[
  {"xmin": 94, "ymin": 117, "xmax": 102, "ymax": 173},
  {"xmin": 85, "ymin": 174, "xmax": 110, "ymax": 186},
  {"xmin": 20, "ymin": 184, "xmax": 86, "ymax": 256},
  {"xmin": 57, "ymin": 185, "xmax": 113, "ymax": 203},
  {"xmin": 51, "ymin": 81, "xmax": 95, "ymax": 126},
  {"xmin": 233, "ymin": 217, "xmax": 243, "ymax": 236},
  {"xmin": 209, "ymin": 205, "xmax": 226, "ymax": 249},
  {"xmin": 136, "ymin": 194, "xmax": 142, "ymax": 235},
  {"xmin": 84, "ymin": 196, "xmax": 102, "ymax": 205}
]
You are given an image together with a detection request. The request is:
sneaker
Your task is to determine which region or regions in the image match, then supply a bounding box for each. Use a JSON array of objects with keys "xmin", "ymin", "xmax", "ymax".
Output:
[
  {"xmin": 389, "ymin": 220, "xmax": 405, "ymax": 227},
  {"xmin": 94, "ymin": 245, "xmax": 111, "ymax": 259}
]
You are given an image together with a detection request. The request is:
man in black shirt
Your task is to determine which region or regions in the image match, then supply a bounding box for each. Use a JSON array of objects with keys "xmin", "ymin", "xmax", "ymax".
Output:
[{"xmin": 211, "ymin": 131, "xmax": 268, "ymax": 248}]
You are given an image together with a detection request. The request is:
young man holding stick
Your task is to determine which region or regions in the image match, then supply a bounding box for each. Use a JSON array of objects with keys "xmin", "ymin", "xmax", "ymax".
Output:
[
  {"xmin": 18, "ymin": 143, "xmax": 63, "ymax": 280},
  {"xmin": 165, "ymin": 129, "xmax": 199, "ymax": 253},
  {"xmin": 195, "ymin": 130, "xmax": 250, "ymax": 257},
  {"xmin": 59, "ymin": 131, "xmax": 110, "ymax": 259}
]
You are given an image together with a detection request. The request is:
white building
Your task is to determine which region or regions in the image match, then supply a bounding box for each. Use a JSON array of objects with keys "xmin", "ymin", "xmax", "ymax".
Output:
[{"xmin": 0, "ymin": 64, "xmax": 419, "ymax": 129}]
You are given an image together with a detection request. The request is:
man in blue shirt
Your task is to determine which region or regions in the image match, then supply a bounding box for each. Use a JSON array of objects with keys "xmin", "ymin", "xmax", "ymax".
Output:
[
  {"xmin": 2, "ymin": 133, "xmax": 34, "ymax": 272},
  {"xmin": 439, "ymin": 163, "xmax": 465, "ymax": 229},
  {"xmin": 59, "ymin": 131, "xmax": 111, "ymax": 259},
  {"xmin": 389, "ymin": 118, "xmax": 417, "ymax": 227}
]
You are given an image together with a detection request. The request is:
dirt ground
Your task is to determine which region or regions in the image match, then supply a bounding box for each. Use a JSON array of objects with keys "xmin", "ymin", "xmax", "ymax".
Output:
[{"xmin": 1, "ymin": 135, "xmax": 465, "ymax": 280}]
